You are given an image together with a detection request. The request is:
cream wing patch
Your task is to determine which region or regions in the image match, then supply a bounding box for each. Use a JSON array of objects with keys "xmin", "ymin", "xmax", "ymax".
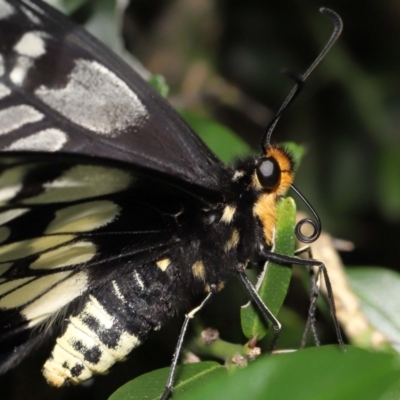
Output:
[
  {"xmin": 30, "ymin": 241, "xmax": 96, "ymax": 270},
  {"xmin": 0, "ymin": 105, "xmax": 44, "ymax": 135},
  {"xmin": 22, "ymin": 165, "xmax": 133, "ymax": 204},
  {"xmin": 0, "ymin": 185, "xmax": 21, "ymax": 203},
  {"xmin": 35, "ymin": 59, "xmax": 148, "ymax": 135},
  {"xmin": 0, "ymin": 270, "xmax": 72, "ymax": 309},
  {"xmin": 10, "ymin": 55, "xmax": 33, "ymax": 85},
  {"xmin": 0, "ymin": 271, "xmax": 88, "ymax": 328},
  {"xmin": 22, "ymin": 271, "xmax": 88, "ymax": 327},
  {"xmin": 0, "ymin": 0, "xmax": 15, "ymax": 19},
  {"xmin": 14, "ymin": 31, "xmax": 47, "ymax": 58},
  {"xmin": 6, "ymin": 129, "xmax": 68, "ymax": 151},
  {"xmin": 0, "ymin": 234, "xmax": 75, "ymax": 262},
  {"xmin": 0, "ymin": 276, "xmax": 34, "ymax": 297},
  {"xmin": 45, "ymin": 200, "xmax": 120, "ymax": 234},
  {"xmin": 0, "ymin": 208, "xmax": 29, "ymax": 225},
  {"xmin": 0, "ymin": 163, "xmax": 36, "ymax": 204}
]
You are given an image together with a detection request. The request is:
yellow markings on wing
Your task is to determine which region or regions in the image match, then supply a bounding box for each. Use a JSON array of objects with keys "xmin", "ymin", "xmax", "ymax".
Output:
[
  {"xmin": 0, "ymin": 270, "xmax": 72, "ymax": 309},
  {"xmin": 0, "ymin": 234, "xmax": 75, "ymax": 262},
  {"xmin": 45, "ymin": 200, "xmax": 120, "ymax": 234},
  {"xmin": 30, "ymin": 241, "xmax": 96, "ymax": 270},
  {"xmin": 0, "ymin": 276, "xmax": 35, "ymax": 297},
  {"xmin": 23, "ymin": 271, "xmax": 88, "ymax": 327},
  {"xmin": 0, "ymin": 164, "xmax": 34, "ymax": 204},
  {"xmin": 22, "ymin": 165, "xmax": 133, "ymax": 204}
]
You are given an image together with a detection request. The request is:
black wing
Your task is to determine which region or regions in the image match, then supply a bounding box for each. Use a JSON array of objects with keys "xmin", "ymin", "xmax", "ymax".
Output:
[
  {"xmin": 0, "ymin": 153, "xmax": 195, "ymax": 370},
  {"xmin": 0, "ymin": 0, "xmax": 233, "ymax": 375},
  {"xmin": 0, "ymin": 0, "xmax": 226, "ymax": 190}
]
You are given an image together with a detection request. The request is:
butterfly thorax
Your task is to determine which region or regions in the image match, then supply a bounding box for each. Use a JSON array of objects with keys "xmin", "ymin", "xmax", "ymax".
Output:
[{"xmin": 163, "ymin": 143, "xmax": 295, "ymax": 297}]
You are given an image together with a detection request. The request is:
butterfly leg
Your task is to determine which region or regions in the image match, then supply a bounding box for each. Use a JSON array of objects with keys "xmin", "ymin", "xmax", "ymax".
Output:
[
  {"xmin": 295, "ymin": 246, "xmax": 321, "ymax": 347},
  {"xmin": 160, "ymin": 285, "xmax": 216, "ymax": 400},
  {"xmin": 259, "ymin": 250, "xmax": 345, "ymax": 350},
  {"xmin": 236, "ymin": 269, "xmax": 281, "ymax": 350}
]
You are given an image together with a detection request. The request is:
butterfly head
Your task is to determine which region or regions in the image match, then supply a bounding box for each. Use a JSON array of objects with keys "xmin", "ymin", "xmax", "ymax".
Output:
[{"xmin": 253, "ymin": 144, "xmax": 294, "ymax": 196}]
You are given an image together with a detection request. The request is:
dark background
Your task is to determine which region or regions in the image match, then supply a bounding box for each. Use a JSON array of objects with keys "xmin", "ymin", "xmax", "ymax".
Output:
[
  {"xmin": 126, "ymin": 0, "xmax": 400, "ymax": 269},
  {"xmin": 2, "ymin": 0, "xmax": 400, "ymax": 398}
]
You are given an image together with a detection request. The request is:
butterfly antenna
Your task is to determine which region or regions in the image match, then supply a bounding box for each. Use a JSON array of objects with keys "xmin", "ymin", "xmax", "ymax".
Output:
[
  {"xmin": 261, "ymin": 8, "xmax": 343, "ymax": 153},
  {"xmin": 291, "ymin": 184, "xmax": 322, "ymax": 243}
]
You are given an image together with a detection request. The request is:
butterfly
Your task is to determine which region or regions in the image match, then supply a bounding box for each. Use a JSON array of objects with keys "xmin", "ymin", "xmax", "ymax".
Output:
[{"xmin": 0, "ymin": 1, "xmax": 344, "ymax": 398}]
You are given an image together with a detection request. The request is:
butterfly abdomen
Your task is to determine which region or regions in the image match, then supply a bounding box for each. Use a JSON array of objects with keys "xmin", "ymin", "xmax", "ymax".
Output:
[
  {"xmin": 43, "ymin": 266, "xmax": 174, "ymax": 386},
  {"xmin": 43, "ymin": 294, "xmax": 141, "ymax": 386}
]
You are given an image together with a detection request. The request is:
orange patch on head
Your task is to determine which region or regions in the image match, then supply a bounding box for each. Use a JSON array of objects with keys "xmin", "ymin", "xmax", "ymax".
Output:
[
  {"xmin": 253, "ymin": 193, "xmax": 277, "ymax": 246},
  {"xmin": 266, "ymin": 146, "xmax": 292, "ymax": 171},
  {"xmin": 266, "ymin": 145, "xmax": 294, "ymax": 195},
  {"xmin": 252, "ymin": 145, "xmax": 295, "ymax": 245},
  {"xmin": 252, "ymin": 145, "xmax": 294, "ymax": 195}
]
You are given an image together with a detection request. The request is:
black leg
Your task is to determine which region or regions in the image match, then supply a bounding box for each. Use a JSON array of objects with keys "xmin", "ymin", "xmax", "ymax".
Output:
[
  {"xmin": 300, "ymin": 264, "xmax": 321, "ymax": 348},
  {"xmin": 237, "ymin": 270, "xmax": 281, "ymax": 350},
  {"xmin": 295, "ymin": 246, "xmax": 321, "ymax": 348},
  {"xmin": 260, "ymin": 249, "xmax": 345, "ymax": 350},
  {"xmin": 160, "ymin": 286, "xmax": 216, "ymax": 400}
]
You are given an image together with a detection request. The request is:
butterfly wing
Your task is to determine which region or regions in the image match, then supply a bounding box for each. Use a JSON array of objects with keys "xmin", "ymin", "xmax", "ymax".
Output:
[
  {"xmin": 0, "ymin": 0, "xmax": 233, "ymax": 379},
  {"xmin": 0, "ymin": 153, "xmax": 200, "ymax": 372},
  {"xmin": 0, "ymin": 0, "xmax": 226, "ymax": 190}
]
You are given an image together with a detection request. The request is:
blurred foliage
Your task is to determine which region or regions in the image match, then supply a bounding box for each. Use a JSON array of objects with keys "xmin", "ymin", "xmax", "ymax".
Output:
[
  {"xmin": 111, "ymin": 347, "xmax": 400, "ymax": 400},
  {"xmin": 3, "ymin": 0, "xmax": 400, "ymax": 399}
]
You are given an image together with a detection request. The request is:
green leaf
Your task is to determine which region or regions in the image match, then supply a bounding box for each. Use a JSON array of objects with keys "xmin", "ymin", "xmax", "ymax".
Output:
[
  {"xmin": 240, "ymin": 197, "xmax": 296, "ymax": 339},
  {"xmin": 148, "ymin": 75, "xmax": 170, "ymax": 97},
  {"xmin": 188, "ymin": 346, "xmax": 400, "ymax": 400},
  {"xmin": 179, "ymin": 111, "xmax": 252, "ymax": 163},
  {"xmin": 109, "ymin": 361, "xmax": 226, "ymax": 400},
  {"xmin": 110, "ymin": 347, "xmax": 400, "ymax": 400},
  {"xmin": 346, "ymin": 267, "xmax": 400, "ymax": 353}
]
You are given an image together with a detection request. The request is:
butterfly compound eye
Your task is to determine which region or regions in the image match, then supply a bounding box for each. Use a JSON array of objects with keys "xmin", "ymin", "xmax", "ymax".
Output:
[{"xmin": 256, "ymin": 157, "xmax": 281, "ymax": 189}]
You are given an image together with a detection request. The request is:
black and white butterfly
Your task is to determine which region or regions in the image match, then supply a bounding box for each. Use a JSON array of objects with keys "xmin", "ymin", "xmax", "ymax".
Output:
[{"xmin": 0, "ymin": 0, "xmax": 344, "ymax": 398}]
